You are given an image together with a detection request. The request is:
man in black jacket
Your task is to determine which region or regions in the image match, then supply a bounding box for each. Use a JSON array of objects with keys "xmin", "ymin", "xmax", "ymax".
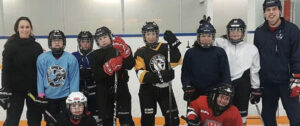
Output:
[{"xmin": 254, "ymin": 0, "xmax": 300, "ymax": 125}]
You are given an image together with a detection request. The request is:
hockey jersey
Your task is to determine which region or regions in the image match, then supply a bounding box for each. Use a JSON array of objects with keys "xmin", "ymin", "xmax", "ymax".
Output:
[
  {"xmin": 37, "ymin": 51, "xmax": 79, "ymax": 99},
  {"xmin": 134, "ymin": 42, "xmax": 182, "ymax": 85},
  {"xmin": 187, "ymin": 96, "xmax": 242, "ymax": 126},
  {"xmin": 181, "ymin": 42, "xmax": 231, "ymax": 90},
  {"xmin": 214, "ymin": 38, "xmax": 260, "ymax": 89}
]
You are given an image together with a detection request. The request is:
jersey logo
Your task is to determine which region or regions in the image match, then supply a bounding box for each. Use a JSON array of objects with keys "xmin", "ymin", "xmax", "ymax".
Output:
[
  {"xmin": 203, "ymin": 119, "xmax": 222, "ymax": 126},
  {"xmin": 276, "ymin": 30, "xmax": 283, "ymax": 40},
  {"xmin": 149, "ymin": 54, "xmax": 166, "ymax": 72},
  {"xmin": 47, "ymin": 65, "xmax": 66, "ymax": 88}
]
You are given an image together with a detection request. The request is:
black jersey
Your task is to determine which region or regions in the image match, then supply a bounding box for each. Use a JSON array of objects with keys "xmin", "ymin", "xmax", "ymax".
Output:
[{"xmin": 134, "ymin": 42, "xmax": 182, "ymax": 84}]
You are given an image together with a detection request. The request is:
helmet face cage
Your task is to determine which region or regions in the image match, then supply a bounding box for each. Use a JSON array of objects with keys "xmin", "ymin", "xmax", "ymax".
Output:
[
  {"xmin": 48, "ymin": 30, "xmax": 66, "ymax": 50},
  {"xmin": 142, "ymin": 21, "xmax": 159, "ymax": 44},
  {"xmin": 208, "ymin": 84, "xmax": 234, "ymax": 116},
  {"xmin": 226, "ymin": 19, "xmax": 246, "ymax": 44},
  {"xmin": 77, "ymin": 31, "xmax": 93, "ymax": 54},
  {"xmin": 94, "ymin": 26, "xmax": 112, "ymax": 47},
  {"xmin": 66, "ymin": 92, "xmax": 88, "ymax": 120},
  {"xmin": 263, "ymin": 0, "xmax": 282, "ymax": 12},
  {"xmin": 197, "ymin": 23, "xmax": 216, "ymax": 48}
]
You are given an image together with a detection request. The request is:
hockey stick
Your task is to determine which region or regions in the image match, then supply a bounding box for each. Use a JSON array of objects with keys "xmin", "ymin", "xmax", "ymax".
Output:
[
  {"xmin": 27, "ymin": 92, "xmax": 57, "ymax": 123},
  {"xmin": 254, "ymin": 102, "xmax": 264, "ymax": 126},
  {"xmin": 113, "ymin": 50, "xmax": 119, "ymax": 126},
  {"xmin": 167, "ymin": 45, "xmax": 173, "ymax": 126}
]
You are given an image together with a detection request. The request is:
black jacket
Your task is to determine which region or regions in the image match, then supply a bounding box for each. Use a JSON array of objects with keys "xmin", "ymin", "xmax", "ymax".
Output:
[
  {"xmin": 1, "ymin": 35, "xmax": 43, "ymax": 93},
  {"xmin": 254, "ymin": 18, "xmax": 300, "ymax": 85}
]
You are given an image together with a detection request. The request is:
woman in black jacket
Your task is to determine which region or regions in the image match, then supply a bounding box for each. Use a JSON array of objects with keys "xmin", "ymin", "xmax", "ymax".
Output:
[{"xmin": 1, "ymin": 17, "xmax": 44, "ymax": 126}]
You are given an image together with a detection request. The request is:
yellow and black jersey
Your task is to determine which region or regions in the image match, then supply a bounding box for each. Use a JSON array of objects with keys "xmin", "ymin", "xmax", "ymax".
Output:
[{"xmin": 134, "ymin": 42, "xmax": 182, "ymax": 84}]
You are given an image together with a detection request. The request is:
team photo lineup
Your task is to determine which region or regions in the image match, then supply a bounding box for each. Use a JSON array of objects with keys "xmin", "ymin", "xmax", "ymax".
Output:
[{"xmin": 1, "ymin": 0, "xmax": 300, "ymax": 126}]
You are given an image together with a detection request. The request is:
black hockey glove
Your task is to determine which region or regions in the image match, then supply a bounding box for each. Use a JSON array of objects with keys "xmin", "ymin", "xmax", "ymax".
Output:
[
  {"xmin": 289, "ymin": 73, "xmax": 300, "ymax": 98},
  {"xmin": 0, "ymin": 88, "xmax": 12, "ymax": 110},
  {"xmin": 183, "ymin": 85, "xmax": 196, "ymax": 101},
  {"xmin": 160, "ymin": 68, "xmax": 175, "ymax": 83},
  {"xmin": 250, "ymin": 88, "xmax": 262, "ymax": 104},
  {"xmin": 164, "ymin": 30, "xmax": 181, "ymax": 49},
  {"xmin": 80, "ymin": 68, "xmax": 92, "ymax": 80},
  {"xmin": 27, "ymin": 92, "xmax": 48, "ymax": 110},
  {"xmin": 181, "ymin": 116, "xmax": 201, "ymax": 126}
]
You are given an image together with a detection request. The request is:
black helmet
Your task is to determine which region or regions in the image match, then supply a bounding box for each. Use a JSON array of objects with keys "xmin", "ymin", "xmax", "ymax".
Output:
[
  {"xmin": 226, "ymin": 18, "xmax": 246, "ymax": 44},
  {"xmin": 197, "ymin": 15, "xmax": 216, "ymax": 48},
  {"xmin": 208, "ymin": 83, "xmax": 235, "ymax": 116},
  {"xmin": 263, "ymin": 0, "xmax": 282, "ymax": 12},
  {"xmin": 48, "ymin": 30, "xmax": 66, "ymax": 58},
  {"xmin": 94, "ymin": 26, "xmax": 112, "ymax": 47},
  {"xmin": 77, "ymin": 31, "xmax": 93, "ymax": 54},
  {"xmin": 141, "ymin": 21, "xmax": 159, "ymax": 44}
]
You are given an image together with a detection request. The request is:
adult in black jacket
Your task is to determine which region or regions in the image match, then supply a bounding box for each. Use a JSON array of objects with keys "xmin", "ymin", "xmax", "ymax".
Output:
[
  {"xmin": 254, "ymin": 0, "xmax": 300, "ymax": 125},
  {"xmin": 1, "ymin": 17, "xmax": 43, "ymax": 126},
  {"xmin": 91, "ymin": 26, "xmax": 135, "ymax": 126}
]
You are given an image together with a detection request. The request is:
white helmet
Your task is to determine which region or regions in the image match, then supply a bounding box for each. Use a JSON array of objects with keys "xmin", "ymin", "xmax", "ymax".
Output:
[{"xmin": 66, "ymin": 92, "xmax": 88, "ymax": 120}]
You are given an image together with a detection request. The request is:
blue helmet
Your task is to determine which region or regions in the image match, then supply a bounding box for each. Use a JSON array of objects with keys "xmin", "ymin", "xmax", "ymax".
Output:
[
  {"xmin": 197, "ymin": 15, "xmax": 216, "ymax": 48},
  {"xmin": 263, "ymin": 0, "xmax": 282, "ymax": 12}
]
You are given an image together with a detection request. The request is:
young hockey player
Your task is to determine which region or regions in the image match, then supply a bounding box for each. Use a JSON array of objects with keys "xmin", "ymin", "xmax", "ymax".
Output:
[
  {"xmin": 59, "ymin": 92, "xmax": 97, "ymax": 126},
  {"xmin": 254, "ymin": 0, "xmax": 300, "ymax": 125},
  {"xmin": 184, "ymin": 83, "xmax": 242, "ymax": 126},
  {"xmin": 181, "ymin": 16, "xmax": 231, "ymax": 102},
  {"xmin": 90, "ymin": 26, "xmax": 135, "ymax": 126},
  {"xmin": 134, "ymin": 21, "xmax": 182, "ymax": 126},
  {"xmin": 72, "ymin": 31, "xmax": 97, "ymax": 115},
  {"xmin": 214, "ymin": 18, "xmax": 261, "ymax": 125},
  {"xmin": 1, "ymin": 16, "xmax": 44, "ymax": 126},
  {"xmin": 37, "ymin": 30, "xmax": 80, "ymax": 125}
]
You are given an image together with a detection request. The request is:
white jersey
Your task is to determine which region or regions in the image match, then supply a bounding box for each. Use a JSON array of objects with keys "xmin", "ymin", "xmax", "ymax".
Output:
[{"xmin": 214, "ymin": 38, "xmax": 260, "ymax": 88}]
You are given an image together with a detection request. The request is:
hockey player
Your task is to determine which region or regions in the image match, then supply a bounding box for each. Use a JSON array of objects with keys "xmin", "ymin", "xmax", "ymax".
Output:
[
  {"xmin": 2, "ymin": 17, "xmax": 44, "ymax": 126},
  {"xmin": 134, "ymin": 21, "xmax": 182, "ymax": 126},
  {"xmin": 37, "ymin": 30, "xmax": 80, "ymax": 125},
  {"xmin": 184, "ymin": 83, "xmax": 242, "ymax": 126},
  {"xmin": 59, "ymin": 92, "xmax": 97, "ymax": 126},
  {"xmin": 181, "ymin": 16, "xmax": 231, "ymax": 102},
  {"xmin": 214, "ymin": 18, "xmax": 261, "ymax": 125},
  {"xmin": 90, "ymin": 26, "xmax": 135, "ymax": 126},
  {"xmin": 72, "ymin": 31, "xmax": 97, "ymax": 115},
  {"xmin": 254, "ymin": 0, "xmax": 300, "ymax": 125}
]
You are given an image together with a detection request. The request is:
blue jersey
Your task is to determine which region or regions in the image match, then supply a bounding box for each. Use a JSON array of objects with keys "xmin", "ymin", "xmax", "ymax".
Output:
[
  {"xmin": 37, "ymin": 51, "xmax": 79, "ymax": 99},
  {"xmin": 72, "ymin": 51, "xmax": 96, "ymax": 96}
]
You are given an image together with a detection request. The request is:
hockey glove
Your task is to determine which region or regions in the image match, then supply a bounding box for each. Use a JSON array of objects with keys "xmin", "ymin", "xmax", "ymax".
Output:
[
  {"xmin": 0, "ymin": 88, "xmax": 12, "ymax": 110},
  {"xmin": 181, "ymin": 116, "xmax": 201, "ymax": 126},
  {"xmin": 250, "ymin": 88, "xmax": 262, "ymax": 104},
  {"xmin": 103, "ymin": 56, "xmax": 123, "ymax": 76},
  {"xmin": 28, "ymin": 92, "xmax": 48, "ymax": 110},
  {"xmin": 160, "ymin": 68, "xmax": 175, "ymax": 83},
  {"xmin": 289, "ymin": 73, "xmax": 300, "ymax": 98},
  {"xmin": 183, "ymin": 85, "xmax": 196, "ymax": 101},
  {"xmin": 113, "ymin": 36, "xmax": 131, "ymax": 59},
  {"xmin": 79, "ymin": 68, "xmax": 92, "ymax": 80},
  {"xmin": 164, "ymin": 30, "xmax": 181, "ymax": 49}
]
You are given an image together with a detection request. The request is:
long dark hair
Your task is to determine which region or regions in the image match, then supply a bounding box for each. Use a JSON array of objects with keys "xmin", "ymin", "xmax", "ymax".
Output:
[{"xmin": 5, "ymin": 17, "xmax": 34, "ymax": 46}]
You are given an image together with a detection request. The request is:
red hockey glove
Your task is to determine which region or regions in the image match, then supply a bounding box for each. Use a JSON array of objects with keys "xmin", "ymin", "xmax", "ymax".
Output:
[
  {"xmin": 289, "ymin": 73, "xmax": 300, "ymax": 98},
  {"xmin": 113, "ymin": 36, "xmax": 131, "ymax": 58},
  {"xmin": 250, "ymin": 88, "xmax": 262, "ymax": 104},
  {"xmin": 163, "ymin": 30, "xmax": 181, "ymax": 49},
  {"xmin": 103, "ymin": 56, "xmax": 123, "ymax": 76}
]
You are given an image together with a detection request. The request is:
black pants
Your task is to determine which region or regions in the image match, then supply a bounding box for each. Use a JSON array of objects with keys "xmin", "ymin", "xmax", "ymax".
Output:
[
  {"xmin": 139, "ymin": 84, "xmax": 179, "ymax": 126},
  {"xmin": 45, "ymin": 97, "xmax": 68, "ymax": 126},
  {"xmin": 4, "ymin": 92, "xmax": 43, "ymax": 126},
  {"xmin": 96, "ymin": 82, "xmax": 134, "ymax": 126},
  {"xmin": 232, "ymin": 70, "xmax": 251, "ymax": 118}
]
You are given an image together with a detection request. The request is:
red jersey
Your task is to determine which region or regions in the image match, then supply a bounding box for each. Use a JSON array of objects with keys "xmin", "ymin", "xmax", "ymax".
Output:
[{"xmin": 187, "ymin": 96, "xmax": 242, "ymax": 126}]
